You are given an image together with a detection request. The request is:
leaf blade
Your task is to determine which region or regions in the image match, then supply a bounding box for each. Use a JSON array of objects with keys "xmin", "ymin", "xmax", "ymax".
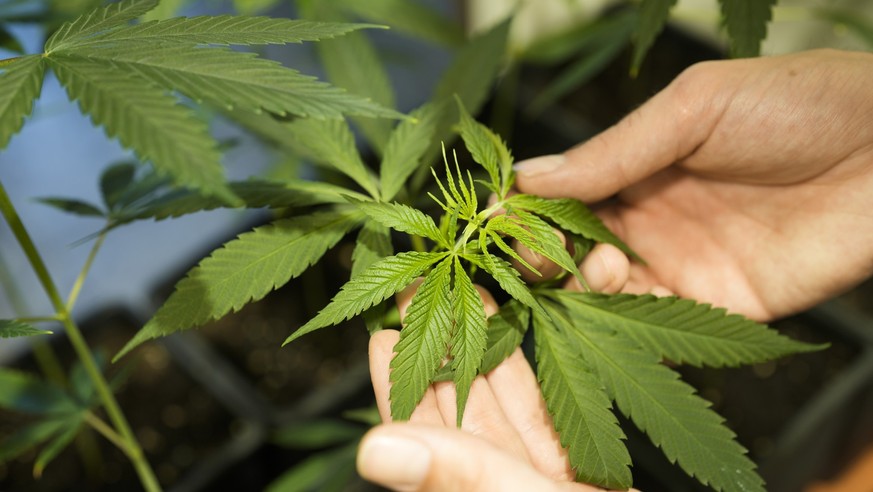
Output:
[
  {"xmin": 45, "ymin": 0, "xmax": 159, "ymax": 52},
  {"xmin": 349, "ymin": 199, "xmax": 446, "ymax": 248},
  {"xmin": 718, "ymin": 0, "xmax": 776, "ymax": 58},
  {"xmin": 0, "ymin": 55, "xmax": 45, "ymax": 150},
  {"xmin": 380, "ymin": 101, "xmax": 446, "ymax": 201},
  {"xmin": 630, "ymin": 0, "xmax": 677, "ymax": 74},
  {"xmin": 450, "ymin": 256, "xmax": 488, "ymax": 426},
  {"xmin": 0, "ymin": 320, "xmax": 53, "ymax": 339},
  {"xmin": 117, "ymin": 211, "xmax": 362, "ymax": 359}
]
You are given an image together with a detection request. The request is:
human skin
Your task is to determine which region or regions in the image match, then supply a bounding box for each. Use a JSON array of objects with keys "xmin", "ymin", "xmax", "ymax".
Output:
[{"xmin": 357, "ymin": 49, "xmax": 873, "ymax": 491}]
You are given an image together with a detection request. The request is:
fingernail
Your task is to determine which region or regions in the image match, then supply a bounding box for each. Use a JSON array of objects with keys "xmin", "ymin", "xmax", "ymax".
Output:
[
  {"xmin": 513, "ymin": 154, "xmax": 564, "ymax": 176},
  {"xmin": 358, "ymin": 434, "xmax": 431, "ymax": 491}
]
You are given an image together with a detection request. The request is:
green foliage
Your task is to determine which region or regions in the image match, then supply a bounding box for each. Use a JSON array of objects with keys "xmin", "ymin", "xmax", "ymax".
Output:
[
  {"xmin": 116, "ymin": 211, "xmax": 364, "ymax": 360},
  {"xmin": 631, "ymin": 0, "xmax": 677, "ymax": 75},
  {"xmin": 0, "ymin": 55, "xmax": 45, "ymax": 150},
  {"xmin": 449, "ymin": 256, "xmax": 488, "ymax": 426},
  {"xmin": 380, "ymin": 101, "xmax": 446, "ymax": 201},
  {"xmin": 0, "ymin": 320, "xmax": 52, "ymax": 338},
  {"xmin": 337, "ymin": 0, "xmax": 465, "ymax": 47},
  {"xmin": 718, "ymin": 0, "xmax": 776, "ymax": 58}
]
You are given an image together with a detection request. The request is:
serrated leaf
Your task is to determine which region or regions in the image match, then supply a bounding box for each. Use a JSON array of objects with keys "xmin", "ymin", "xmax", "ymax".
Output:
[
  {"xmin": 0, "ymin": 320, "xmax": 52, "ymax": 339},
  {"xmin": 49, "ymin": 54, "xmax": 235, "ymax": 204},
  {"xmin": 141, "ymin": 0, "xmax": 187, "ymax": 20},
  {"xmin": 339, "ymin": 0, "xmax": 465, "ymax": 47},
  {"xmin": 33, "ymin": 416, "xmax": 83, "ymax": 477},
  {"xmin": 35, "ymin": 197, "xmax": 105, "ymax": 218},
  {"xmin": 45, "ymin": 0, "xmax": 159, "ymax": 52},
  {"xmin": 380, "ymin": 101, "xmax": 446, "ymax": 201},
  {"xmin": 507, "ymin": 194, "xmax": 641, "ymax": 261},
  {"xmin": 0, "ymin": 55, "xmax": 45, "ymax": 150},
  {"xmin": 0, "ymin": 418, "xmax": 70, "ymax": 463},
  {"xmin": 490, "ymin": 210, "xmax": 586, "ymax": 287},
  {"xmin": 555, "ymin": 291, "xmax": 825, "ymax": 368},
  {"xmin": 284, "ymin": 117, "xmax": 378, "ymax": 197},
  {"xmin": 718, "ymin": 0, "xmax": 776, "ymax": 58},
  {"xmin": 61, "ymin": 43, "xmax": 400, "ymax": 121},
  {"xmin": 479, "ymin": 300, "xmax": 529, "ymax": 375},
  {"xmin": 117, "ymin": 211, "xmax": 362, "ymax": 360},
  {"xmin": 120, "ymin": 179, "xmax": 362, "ymax": 224},
  {"xmin": 0, "ymin": 369, "xmax": 77, "ymax": 414},
  {"xmin": 630, "ymin": 0, "xmax": 677, "ymax": 75},
  {"xmin": 85, "ymin": 16, "xmax": 375, "ymax": 47},
  {"xmin": 264, "ymin": 443, "xmax": 357, "ymax": 492},
  {"xmin": 467, "ymin": 253, "xmax": 545, "ymax": 318},
  {"xmin": 456, "ymin": 99, "xmax": 501, "ymax": 192},
  {"xmin": 285, "ymin": 251, "xmax": 448, "ymax": 345},
  {"xmin": 351, "ymin": 220, "xmax": 393, "ymax": 334},
  {"xmin": 348, "ymin": 199, "xmax": 446, "ymax": 247},
  {"xmin": 389, "ymin": 257, "xmax": 453, "ymax": 421},
  {"xmin": 450, "ymin": 257, "xmax": 488, "ymax": 426},
  {"xmin": 301, "ymin": 2, "xmax": 395, "ymax": 154},
  {"xmin": 534, "ymin": 305, "xmax": 631, "ymax": 489},
  {"xmin": 556, "ymin": 299, "xmax": 764, "ymax": 492}
]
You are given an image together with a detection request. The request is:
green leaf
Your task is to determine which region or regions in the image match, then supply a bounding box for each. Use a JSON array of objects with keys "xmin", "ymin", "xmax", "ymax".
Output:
[
  {"xmin": 522, "ymin": 9, "xmax": 636, "ymax": 65},
  {"xmin": 284, "ymin": 118, "xmax": 378, "ymax": 197},
  {"xmin": 630, "ymin": 0, "xmax": 677, "ymax": 75},
  {"xmin": 339, "ymin": 0, "xmax": 465, "ymax": 47},
  {"xmin": 529, "ymin": 15, "xmax": 634, "ymax": 112},
  {"xmin": 380, "ymin": 101, "xmax": 446, "ymax": 201},
  {"xmin": 0, "ymin": 25, "xmax": 25, "ymax": 54},
  {"xmin": 86, "ymin": 16, "xmax": 376, "ymax": 47},
  {"xmin": 272, "ymin": 419, "xmax": 364, "ymax": 449},
  {"xmin": 467, "ymin": 253, "xmax": 545, "ymax": 318},
  {"xmin": 285, "ymin": 251, "xmax": 448, "ymax": 345},
  {"xmin": 434, "ymin": 17, "xmax": 510, "ymax": 112},
  {"xmin": 506, "ymin": 194, "xmax": 641, "ymax": 261},
  {"xmin": 479, "ymin": 300, "xmax": 529, "ymax": 375},
  {"xmin": 33, "ymin": 416, "xmax": 83, "ymax": 478},
  {"xmin": 534, "ymin": 305, "xmax": 631, "ymax": 489},
  {"xmin": 351, "ymin": 220, "xmax": 393, "ymax": 334},
  {"xmin": 301, "ymin": 2, "xmax": 395, "ymax": 154},
  {"xmin": 62, "ymin": 43, "xmax": 400, "ymax": 121},
  {"xmin": 0, "ymin": 55, "xmax": 45, "ymax": 150},
  {"xmin": 389, "ymin": 257, "xmax": 453, "ymax": 421},
  {"xmin": 100, "ymin": 162, "xmax": 137, "ymax": 211},
  {"xmin": 264, "ymin": 443, "xmax": 357, "ymax": 492},
  {"xmin": 0, "ymin": 320, "xmax": 52, "ymax": 339},
  {"xmin": 555, "ymin": 291, "xmax": 825, "ymax": 367},
  {"xmin": 559, "ymin": 301, "xmax": 764, "ymax": 492},
  {"xmin": 45, "ymin": 0, "xmax": 159, "ymax": 52},
  {"xmin": 450, "ymin": 257, "xmax": 488, "ymax": 426},
  {"xmin": 141, "ymin": 0, "xmax": 187, "ymax": 20},
  {"xmin": 718, "ymin": 0, "xmax": 776, "ymax": 58},
  {"xmin": 455, "ymin": 99, "xmax": 501, "ymax": 193},
  {"xmin": 348, "ymin": 199, "xmax": 446, "ymax": 248},
  {"xmin": 117, "ymin": 211, "xmax": 362, "ymax": 360},
  {"xmin": 35, "ymin": 197, "xmax": 105, "ymax": 218},
  {"xmin": 0, "ymin": 369, "xmax": 77, "ymax": 414},
  {"xmin": 121, "ymin": 179, "xmax": 362, "ymax": 224},
  {"xmin": 0, "ymin": 418, "xmax": 70, "ymax": 463},
  {"xmin": 49, "ymin": 54, "xmax": 235, "ymax": 204},
  {"xmin": 490, "ymin": 210, "xmax": 586, "ymax": 287}
]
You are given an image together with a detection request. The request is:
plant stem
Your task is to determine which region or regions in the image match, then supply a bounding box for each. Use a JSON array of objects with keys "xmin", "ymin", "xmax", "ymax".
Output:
[
  {"xmin": 0, "ymin": 181, "xmax": 162, "ymax": 492},
  {"xmin": 66, "ymin": 230, "xmax": 107, "ymax": 312},
  {"xmin": 84, "ymin": 412, "xmax": 132, "ymax": 456}
]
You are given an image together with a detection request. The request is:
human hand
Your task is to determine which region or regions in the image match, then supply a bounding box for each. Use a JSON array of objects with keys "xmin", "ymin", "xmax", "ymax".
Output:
[
  {"xmin": 356, "ymin": 284, "xmax": 637, "ymax": 492},
  {"xmin": 515, "ymin": 49, "xmax": 873, "ymax": 321}
]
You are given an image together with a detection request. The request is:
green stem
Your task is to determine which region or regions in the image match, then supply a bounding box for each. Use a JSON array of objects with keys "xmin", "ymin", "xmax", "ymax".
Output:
[
  {"xmin": 0, "ymin": 181, "xmax": 162, "ymax": 492},
  {"xmin": 84, "ymin": 412, "xmax": 132, "ymax": 456},
  {"xmin": 66, "ymin": 231, "xmax": 107, "ymax": 312}
]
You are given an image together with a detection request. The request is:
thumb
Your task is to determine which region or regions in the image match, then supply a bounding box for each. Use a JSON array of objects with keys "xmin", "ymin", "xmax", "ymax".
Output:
[
  {"xmin": 514, "ymin": 64, "xmax": 720, "ymax": 203},
  {"xmin": 357, "ymin": 423, "xmax": 589, "ymax": 492}
]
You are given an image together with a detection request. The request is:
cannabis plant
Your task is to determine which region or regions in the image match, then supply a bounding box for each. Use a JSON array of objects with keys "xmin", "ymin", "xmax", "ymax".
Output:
[{"xmin": 1, "ymin": 1, "xmax": 823, "ymax": 491}]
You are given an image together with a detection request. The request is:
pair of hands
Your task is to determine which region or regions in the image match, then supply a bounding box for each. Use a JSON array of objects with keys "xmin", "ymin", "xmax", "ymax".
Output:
[{"xmin": 357, "ymin": 49, "xmax": 873, "ymax": 491}]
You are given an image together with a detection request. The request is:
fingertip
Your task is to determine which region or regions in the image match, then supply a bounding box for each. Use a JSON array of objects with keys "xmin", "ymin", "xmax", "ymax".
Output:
[
  {"xmin": 579, "ymin": 244, "xmax": 630, "ymax": 294},
  {"xmin": 474, "ymin": 285, "xmax": 499, "ymax": 317}
]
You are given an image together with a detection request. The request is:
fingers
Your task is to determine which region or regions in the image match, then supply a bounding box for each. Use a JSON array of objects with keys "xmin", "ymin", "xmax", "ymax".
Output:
[
  {"xmin": 486, "ymin": 348, "xmax": 573, "ymax": 481},
  {"xmin": 357, "ymin": 423, "xmax": 604, "ymax": 492},
  {"xmin": 512, "ymin": 229, "xmax": 567, "ymax": 282},
  {"xmin": 564, "ymin": 243, "xmax": 630, "ymax": 294},
  {"xmin": 513, "ymin": 62, "xmax": 721, "ymax": 203}
]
